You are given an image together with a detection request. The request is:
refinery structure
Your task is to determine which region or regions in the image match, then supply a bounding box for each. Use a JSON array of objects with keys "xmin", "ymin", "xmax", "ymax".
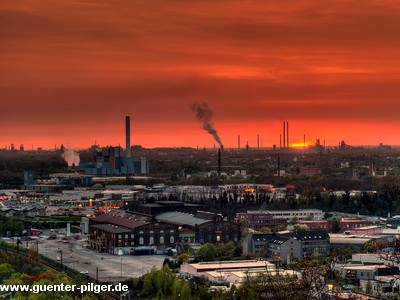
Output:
[{"xmin": 78, "ymin": 116, "xmax": 149, "ymax": 175}]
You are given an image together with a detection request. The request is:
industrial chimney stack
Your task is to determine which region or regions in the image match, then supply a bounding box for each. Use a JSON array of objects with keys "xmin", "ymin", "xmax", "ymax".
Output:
[
  {"xmin": 218, "ymin": 148, "xmax": 221, "ymax": 176},
  {"xmin": 126, "ymin": 116, "xmax": 131, "ymax": 158}
]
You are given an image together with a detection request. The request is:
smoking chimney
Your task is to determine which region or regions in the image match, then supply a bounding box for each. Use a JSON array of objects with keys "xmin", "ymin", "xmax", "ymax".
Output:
[
  {"xmin": 218, "ymin": 148, "xmax": 221, "ymax": 176},
  {"xmin": 126, "ymin": 116, "xmax": 131, "ymax": 158}
]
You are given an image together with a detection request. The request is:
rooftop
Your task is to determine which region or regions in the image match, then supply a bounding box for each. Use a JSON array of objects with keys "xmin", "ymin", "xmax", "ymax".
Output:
[
  {"xmin": 155, "ymin": 211, "xmax": 210, "ymax": 227},
  {"xmin": 91, "ymin": 224, "xmax": 132, "ymax": 234},
  {"xmin": 188, "ymin": 260, "xmax": 275, "ymax": 271}
]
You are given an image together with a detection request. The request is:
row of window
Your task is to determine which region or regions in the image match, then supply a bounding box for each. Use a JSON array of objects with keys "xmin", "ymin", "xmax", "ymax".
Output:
[
  {"xmin": 117, "ymin": 235, "xmax": 175, "ymax": 246},
  {"xmin": 117, "ymin": 229, "xmax": 175, "ymax": 239}
]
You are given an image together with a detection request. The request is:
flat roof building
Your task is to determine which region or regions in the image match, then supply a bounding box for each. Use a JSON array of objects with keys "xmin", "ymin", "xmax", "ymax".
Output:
[{"xmin": 180, "ymin": 260, "xmax": 275, "ymax": 276}]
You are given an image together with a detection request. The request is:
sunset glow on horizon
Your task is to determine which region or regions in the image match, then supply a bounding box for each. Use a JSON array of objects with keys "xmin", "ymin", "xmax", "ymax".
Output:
[{"xmin": 2, "ymin": 0, "xmax": 400, "ymax": 150}]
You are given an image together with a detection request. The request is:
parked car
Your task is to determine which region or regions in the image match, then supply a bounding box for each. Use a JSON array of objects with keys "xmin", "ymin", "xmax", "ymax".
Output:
[{"xmin": 79, "ymin": 270, "xmax": 89, "ymax": 275}]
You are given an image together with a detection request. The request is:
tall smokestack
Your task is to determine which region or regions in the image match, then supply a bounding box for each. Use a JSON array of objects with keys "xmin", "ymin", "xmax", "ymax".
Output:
[
  {"xmin": 283, "ymin": 122, "xmax": 286, "ymax": 148},
  {"xmin": 218, "ymin": 148, "xmax": 221, "ymax": 176},
  {"xmin": 257, "ymin": 135, "xmax": 260, "ymax": 149},
  {"xmin": 126, "ymin": 116, "xmax": 131, "ymax": 158},
  {"xmin": 287, "ymin": 122, "xmax": 289, "ymax": 148},
  {"xmin": 238, "ymin": 135, "xmax": 240, "ymax": 150}
]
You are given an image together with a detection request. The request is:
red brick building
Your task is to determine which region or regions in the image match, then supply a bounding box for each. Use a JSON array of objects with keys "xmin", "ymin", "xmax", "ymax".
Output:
[{"xmin": 298, "ymin": 219, "xmax": 369, "ymax": 233}]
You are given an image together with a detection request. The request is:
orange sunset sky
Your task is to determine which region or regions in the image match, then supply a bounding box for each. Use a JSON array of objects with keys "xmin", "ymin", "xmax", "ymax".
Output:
[{"xmin": 1, "ymin": 0, "xmax": 400, "ymax": 149}]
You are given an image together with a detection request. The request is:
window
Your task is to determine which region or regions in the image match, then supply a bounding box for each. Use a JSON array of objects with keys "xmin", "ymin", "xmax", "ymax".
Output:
[
  {"xmin": 160, "ymin": 236, "xmax": 164, "ymax": 244},
  {"xmin": 139, "ymin": 231, "xmax": 144, "ymax": 234},
  {"xmin": 160, "ymin": 230, "xmax": 164, "ymax": 233},
  {"xmin": 149, "ymin": 236, "xmax": 154, "ymax": 245},
  {"xmin": 217, "ymin": 235, "xmax": 221, "ymax": 242},
  {"xmin": 131, "ymin": 241, "xmax": 134, "ymax": 246},
  {"xmin": 130, "ymin": 234, "xmax": 134, "ymax": 238},
  {"xmin": 170, "ymin": 236, "xmax": 175, "ymax": 244},
  {"xmin": 125, "ymin": 234, "xmax": 128, "ymax": 239},
  {"xmin": 139, "ymin": 237, "xmax": 144, "ymax": 245},
  {"xmin": 150, "ymin": 231, "xmax": 154, "ymax": 234}
]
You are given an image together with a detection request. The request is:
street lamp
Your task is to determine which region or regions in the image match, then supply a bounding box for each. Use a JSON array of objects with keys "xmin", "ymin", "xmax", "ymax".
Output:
[
  {"xmin": 120, "ymin": 258, "xmax": 123, "ymax": 277},
  {"xmin": 16, "ymin": 239, "xmax": 21, "ymax": 270},
  {"xmin": 59, "ymin": 250, "xmax": 63, "ymax": 270}
]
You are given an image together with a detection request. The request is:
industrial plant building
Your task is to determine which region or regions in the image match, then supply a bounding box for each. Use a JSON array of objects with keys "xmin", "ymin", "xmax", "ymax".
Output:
[
  {"xmin": 79, "ymin": 116, "xmax": 149, "ymax": 175},
  {"xmin": 155, "ymin": 210, "xmax": 240, "ymax": 244},
  {"xmin": 88, "ymin": 204, "xmax": 240, "ymax": 254},
  {"xmin": 88, "ymin": 210, "xmax": 177, "ymax": 254}
]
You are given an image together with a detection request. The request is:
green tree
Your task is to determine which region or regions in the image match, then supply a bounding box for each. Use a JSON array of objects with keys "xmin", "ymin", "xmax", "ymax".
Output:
[
  {"xmin": 260, "ymin": 227, "xmax": 272, "ymax": 234},
  {"xmin": 362, "ymin": 241, "xmax": 376, "ymax": 253},
  {"xmin": 0, "ymin": 263, "xmax": 15, "ymax": 282},
  {"xmin": 197, "ymin": 243, "xmax": 217, "ymax": 261},
  {"xmin": 239, "ymin": 219, "xmax": 250, "ymax": 238},
  {"xmin": 216, "ymin": 241, "xmax": 239, "ymax": 259},
  {"xmin": 180, "ymin": 282, "xmax": 191, "ymax": 300},
  {"xmin": 305, "ymin": 215, "xmax": 313, "ymax": 221},
  {"xmin": 274, "ymin": 225, "xmax": 287, "ymax": 232}
]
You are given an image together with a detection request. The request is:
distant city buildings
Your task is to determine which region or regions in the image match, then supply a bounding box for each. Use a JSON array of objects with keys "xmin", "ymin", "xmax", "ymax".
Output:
[{"xmin": 235, "ymin": 209, "xmax": 324, "ymax": 231}]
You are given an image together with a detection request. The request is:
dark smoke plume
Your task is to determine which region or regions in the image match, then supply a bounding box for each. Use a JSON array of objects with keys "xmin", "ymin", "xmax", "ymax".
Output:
[{"xmin": 190, "ymin": 102, "xmax": 223, "ymax": 146}]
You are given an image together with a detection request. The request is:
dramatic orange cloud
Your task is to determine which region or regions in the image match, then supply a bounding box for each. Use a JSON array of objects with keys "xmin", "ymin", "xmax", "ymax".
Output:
[{"xmin": 1, "ymin": 0, "xmax": 400, "ymax": 149}]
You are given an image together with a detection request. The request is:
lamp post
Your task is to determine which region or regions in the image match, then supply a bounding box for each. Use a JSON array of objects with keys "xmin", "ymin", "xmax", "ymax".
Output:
[
  {"xmin": 16, "ymin": 239, "xmax": 21, "ymax": 270},
  {"xmin": 59, "ymin": 249, "xmax": 63, "ymax": 270},
  {"xmin": 120, "ymin": 258, "xmax": 123, "ymax": 277}
]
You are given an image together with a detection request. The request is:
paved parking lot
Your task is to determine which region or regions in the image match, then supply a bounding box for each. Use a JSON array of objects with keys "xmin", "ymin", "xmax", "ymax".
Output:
[{"xmin": 26, "ymin": 234, "xmax": 167, "ymax": 282}]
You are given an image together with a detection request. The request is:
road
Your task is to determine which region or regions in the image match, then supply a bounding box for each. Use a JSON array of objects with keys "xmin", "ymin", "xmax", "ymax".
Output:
[{"xmin": 24, "ymin": 234, "xmax": 167, "ymax": 283}]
